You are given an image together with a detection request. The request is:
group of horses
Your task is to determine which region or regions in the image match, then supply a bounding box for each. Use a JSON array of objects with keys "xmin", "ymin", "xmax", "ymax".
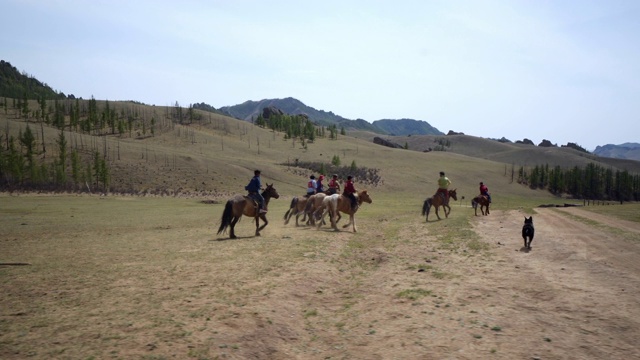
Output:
[
  {"xmin": 284, "ymin": 190, "xmax": 372, "ymax": 232},
  {"xmin": 217, "ymin": 184, "xmax": 490, "ymax": 239},
  {"xmin": 216, "ymin": 184, "xmax": 372, "ymax": 239}
]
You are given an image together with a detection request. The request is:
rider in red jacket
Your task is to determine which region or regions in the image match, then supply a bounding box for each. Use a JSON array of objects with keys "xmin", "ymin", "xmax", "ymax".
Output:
[
  {"xmin": 479, "ymin": 182, "xmax": 491, "ymax": 203},
  {"xmin": 343, "ymin": 175, "xmax": 357, "ymax": 210}
]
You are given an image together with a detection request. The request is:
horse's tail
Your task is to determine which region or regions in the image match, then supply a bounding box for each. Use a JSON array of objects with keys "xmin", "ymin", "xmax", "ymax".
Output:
[
  {"xmin": 284, "ymin": 197, "xmax": 298, "ymax": 220},
  {"xmin": 217, "ymin": 200, "xmax": 233, "ymax": 235},
  {"xmin": 422, "ymin": 198, "xmax": 431, "ymax": 216},
  {"xmin": 471, "ymin": 198, "xmax": 478, "ymax": 209}
]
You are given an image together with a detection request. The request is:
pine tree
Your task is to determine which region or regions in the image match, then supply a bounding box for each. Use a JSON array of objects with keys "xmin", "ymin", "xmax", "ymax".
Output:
[{"xmin": 56, "ymin": 130, "xmax": 68, "ymax": 185}]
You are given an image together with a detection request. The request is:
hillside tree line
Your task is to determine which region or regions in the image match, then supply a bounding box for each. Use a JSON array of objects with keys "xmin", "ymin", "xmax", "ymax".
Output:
[
  {"xmin": 518, "ymin": 163, "xmax": 640, "ymax": 202},
  {"xmin": 254, "ymin": 113, "xmax": 342, "ymax": 142}
]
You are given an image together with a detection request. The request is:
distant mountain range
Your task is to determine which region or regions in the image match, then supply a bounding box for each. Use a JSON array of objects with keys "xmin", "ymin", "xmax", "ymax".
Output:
[
  {"xmin": 593, "ymin": 143, "xmax": 640, "ymax": 161},
  {"xmin": 217, "ymin": 97, "xmax": 444, "ymax": 136}
]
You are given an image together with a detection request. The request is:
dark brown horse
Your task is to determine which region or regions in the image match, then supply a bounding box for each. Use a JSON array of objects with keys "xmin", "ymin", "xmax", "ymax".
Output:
[
  {"xmin": 422, "ymin": 189, "xmax": 458, "ymax": 221},
  {"xmin": 217, "ymin": 184, "xmax": 280, "ymax": 239},
  {"xmin": 471, "ymin": 195, "xmax": 490, "ymax": 216}
]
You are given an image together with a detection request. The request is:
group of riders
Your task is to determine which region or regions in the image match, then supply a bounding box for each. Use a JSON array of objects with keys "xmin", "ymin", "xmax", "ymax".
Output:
[{"xmin": 246, "ymin": 169, "xmax": 491, "ymax": 214}]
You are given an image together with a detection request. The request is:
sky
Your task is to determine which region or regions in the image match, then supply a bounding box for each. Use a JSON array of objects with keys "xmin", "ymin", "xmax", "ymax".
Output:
[{"xmin": 2, "ymin": 0, "xmax": 639, "ymax": 151}]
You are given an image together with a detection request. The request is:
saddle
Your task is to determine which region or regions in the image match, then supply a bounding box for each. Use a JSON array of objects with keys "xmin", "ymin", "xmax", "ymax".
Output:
[
  {"xmin": 435, "ymin": 191, "xmax": 449, "ymax": 205},
  {"xmin": 245, "ymin": 193, "xmax": 260, "ymax": 212}
]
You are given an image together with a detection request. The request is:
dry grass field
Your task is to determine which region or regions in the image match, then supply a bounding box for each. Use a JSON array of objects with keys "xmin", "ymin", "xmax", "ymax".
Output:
[
  {"xmin": 1, "ymin": 195, "xmax": 639, "ymax": 359},
  {"xmin": 2, "ymin": 107, "xmax": 640, "ymax": 359}
]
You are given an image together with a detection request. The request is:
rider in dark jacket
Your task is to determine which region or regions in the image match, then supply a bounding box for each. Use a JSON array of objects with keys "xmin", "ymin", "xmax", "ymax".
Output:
[{"xmin": 245, "ymin": 170, "xmax": 267, "ymax": 213}]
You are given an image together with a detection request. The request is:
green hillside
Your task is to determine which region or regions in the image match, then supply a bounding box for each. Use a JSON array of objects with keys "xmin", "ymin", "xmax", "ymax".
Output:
[{"xmin": 0, "ymin": 60, "xmax": 67, "ymax": 100}]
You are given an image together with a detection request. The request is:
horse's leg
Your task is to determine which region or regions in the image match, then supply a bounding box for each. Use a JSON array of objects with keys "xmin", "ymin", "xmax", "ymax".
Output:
[
  {"xmin": 316, "ymin": 208, "xmax": 327, "ymax": 229},
  {"xmin": 351, "ymin": 214, "xmax": 357, "ymax": 232},
  {"xmin": 229, "ymin": 216, "xmax": 240, "ymax": 239},
  {"xmin": 284, "ymin": 208, "xmax": 292, "ymax": 225},
  {"xmin": 258, "ymin": 214, "xmax": 268, "ymax": 232},
  {"xmin": 254, "ymin": 215, "xmax": 261, "ymax": 236},
  {"xmin": 435, "ymin": 205, "xmax": 441, "ymax": 220},
  {"xmin": 330, "ymin": 209, "xmax": 339, "ymax": 231}
]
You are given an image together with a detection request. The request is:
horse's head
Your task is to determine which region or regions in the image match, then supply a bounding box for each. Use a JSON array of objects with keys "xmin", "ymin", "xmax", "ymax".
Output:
[
  {"xmin": 358, "ymin": 190, "xmax": 372, "ymax": 204},
  {"xmin": 448, "ymin": 189, "xmax": 458, "ymax": 201},
  {"xmin": 263, "ymin": 183, "xmax": 280, "ymax": 199}
]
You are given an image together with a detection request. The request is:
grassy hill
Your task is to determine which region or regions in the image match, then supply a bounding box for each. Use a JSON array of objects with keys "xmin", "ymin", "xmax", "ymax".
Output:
[
  {"xmin": 1, "ymin": 97, "xmax": 638, "ymax": 206},
  {"xmin": 0, "ymin": 98, "xmax": 562, "ymax": 205},
  {"xmin": 350, "ymin": 130, "xmax": 640, "ymax": 174}
]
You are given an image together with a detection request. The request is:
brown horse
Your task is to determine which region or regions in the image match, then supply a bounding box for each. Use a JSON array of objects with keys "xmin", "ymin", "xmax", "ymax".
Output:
[
  {"xmin": 422, "ymin": 189, "xmax": 458, "ymax": 221},
  {"xmin": 284, "ymin": 195, "xmax": 311, "ymax": 226},
  {"xmin": 304, "ymin": 193, "xmax": 328, "ymax": 226},
  {"xmin": 316, "ymin": 190, "xmax": 372, "ymax": 232},
  {"xmin": 217, "ymin": 184, "xmax": 280, "ymax": 239},
  {"xmin": 471, "ymin": 195, "xmax": 490, "ymax": 216}
]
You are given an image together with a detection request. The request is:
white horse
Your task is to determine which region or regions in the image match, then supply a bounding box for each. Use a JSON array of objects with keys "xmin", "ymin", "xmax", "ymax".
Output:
[{"xmin": 315, "ymin": 194, "xmax": 340, "ymax": 231}]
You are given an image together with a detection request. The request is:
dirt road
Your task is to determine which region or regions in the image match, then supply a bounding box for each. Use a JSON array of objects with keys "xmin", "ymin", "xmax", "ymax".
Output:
[{"xmin": 470, "ymin": 207, "xmax": 640, "ymax": 359}]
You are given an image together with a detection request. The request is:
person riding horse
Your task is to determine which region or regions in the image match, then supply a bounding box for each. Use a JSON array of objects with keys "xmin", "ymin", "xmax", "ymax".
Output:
[
  {"xmin": 479, "ymin": 181, "xmax": 492, "ymax": 203},
  {"xmin": 245, "ymin": 170, "xmax": 267, "ymax": 213},
  {"xmin": 436, "ymin": 171, "xmax": 452, "ymax": 204},
  {"xmin": 306, "ymin": 175, "xmax": 317, "ymax": 197},
  {"xmin": 343, "ymin": 175, "xmax": 358, "ymax": 210},
  {"xmin": 327, "ymin": 174, "xmax": 341, "ymax": 195},
  {"xmin": 316, "ymin": 175, "xmax": 325, "ymax": 193}
]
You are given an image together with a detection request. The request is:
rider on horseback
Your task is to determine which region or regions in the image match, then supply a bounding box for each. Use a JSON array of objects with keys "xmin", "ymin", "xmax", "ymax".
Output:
[
  {"xmin": 245, "ymin": 170, "xmax": 267, "ymax": 214},
  {"xmin": 343, "ymin": 175, "xmax": 358, "ymax": 210},
  {"xmin": 479, "ymin": 182, "xmax": 492, "ymax": 203},
  {"xmin": 316, "ymin": 175, "xmax": 325, "ymax": 193},
  {"xmin": 306, "ymin": 175, "xmax": 317, "ymax": 197},
  {"xmin": 436, "ymin": 171, "xmax": 451, "ymax": 204},
  {"xmin": 327, "ymin": 174, "xmax": 341, "ymax": 195}
]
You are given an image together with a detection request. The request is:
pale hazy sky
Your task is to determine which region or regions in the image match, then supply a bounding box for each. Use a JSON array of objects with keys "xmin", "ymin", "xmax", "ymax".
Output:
[{"xmin": 2, "ymin": 0, "xmax": 639, "ymax": 151}]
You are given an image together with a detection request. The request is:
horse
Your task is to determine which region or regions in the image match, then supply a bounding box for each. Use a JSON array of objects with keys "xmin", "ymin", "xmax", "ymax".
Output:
[
  {"xmin": 422, "ymin": 189, "xmax": 458, "ymax": 221},
  {"xmin": 304, "ymin": 193, "xmax": 328, "ymax": 226},
  {"xmin": 217, "ymin": 184, "xmax": 280, "ymax": 239},
  {"xmin": 316, "ymin": 190, "xmax": 372, "ymax": 232},
  {"xmin": 471, "ymin": 195, "xmax": 490, "ymax": 216},
  {"xmin": 315, "ymin": 194, "xmax": 340, "ymax": 231},
  {"xmin": 284, "ymin": 195, "xmax": 311, "ymax": 226}
]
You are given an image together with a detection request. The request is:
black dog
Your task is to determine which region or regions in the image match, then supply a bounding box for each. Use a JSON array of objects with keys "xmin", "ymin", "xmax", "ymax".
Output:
[{"xmin": 522, "ymin": 216, "xmax": 535, "ymax": 249}]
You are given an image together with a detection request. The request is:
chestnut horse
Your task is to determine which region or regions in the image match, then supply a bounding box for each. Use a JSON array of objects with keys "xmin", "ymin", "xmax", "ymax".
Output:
[
  {"xmin": 471, "ymin": 195, "xmax": 490, "ymax": 216},
  {"xmin": 316, "ymin": 190, "xmax": 373, "ymax": 232},
  {"xmin": 217, "ymin": 184, "xmax": 280, "ymax": 239},
  {"xmin": 422, "ymin": 189, "xmax": 458, "ymax": 221}
]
